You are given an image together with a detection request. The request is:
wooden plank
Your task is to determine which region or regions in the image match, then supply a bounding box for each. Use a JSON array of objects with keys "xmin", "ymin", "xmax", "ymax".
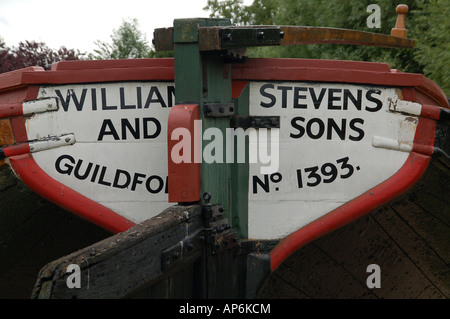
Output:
[
  {"xmin": 280, "ymin": 26, "xmax": 414, "ymax": 48},
  {"xmin": 0, "ymin": 166, "xmax": 111, "ymax": 298},
  {"xmin": 32, "ymin": 205, "xmax": 204, "ymax": 299},
  {"xmin": 258, "ymin": 273, "xmax": 310, "ymax": 299},
  {"xmin": 262, "ymin": 241, "xmax": 376, "ymax": 298},
  {"xmin": 259, "ymin": 196, "xmax": 449, "ymax": 298},
  {"xmin": 372, "ymin": 206, "xmax": 450, "ymax": 297}
]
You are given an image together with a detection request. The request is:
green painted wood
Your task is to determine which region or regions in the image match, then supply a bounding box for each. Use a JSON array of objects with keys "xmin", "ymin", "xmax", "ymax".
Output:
[
  {"xmin": 173, "ymin": 18, "xmax": 233, "ymax": 218},
  {"xmin": 230, "ymin": 84, "xmax": 250, "ymax": 238}
]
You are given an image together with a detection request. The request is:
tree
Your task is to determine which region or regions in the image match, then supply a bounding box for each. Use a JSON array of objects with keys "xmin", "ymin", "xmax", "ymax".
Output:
[
  {"xmin": 89, "ymin": 18, "xmax": 151, "ymax": 60},
  {"xmin": 204, "ymin": 0, "xmax": 277, "ymax": 25},
  {"xmin": 204, "ymin": 0, "xmax": 449, "ymax": 96},
  {"xmin": 412, "ymin": 0, "xmax": 449, "ymax": 95},
  {"xmin": 0, "ymin": 40, "xmax": 84, "ymax": 73}
]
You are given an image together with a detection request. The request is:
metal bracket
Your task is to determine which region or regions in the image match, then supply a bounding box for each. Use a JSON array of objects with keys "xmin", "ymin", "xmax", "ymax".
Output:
[
  {"xmin": 219, "ymin": 26, "xmax": 282, "ymax": 49},
  {"xmin": 204, "ymin": 102, "xmax": 235, "ymax": 117},
  {"xmin": 161, "ymin": 229, "xmax": 204, "ymax": 272},
  {"xmin": 201, "ymin": 193, "xmax": 239, "ymax": 256},
  {"xmin": 231, "ymin": 115, "xmax": 280, "ymax": 129}
]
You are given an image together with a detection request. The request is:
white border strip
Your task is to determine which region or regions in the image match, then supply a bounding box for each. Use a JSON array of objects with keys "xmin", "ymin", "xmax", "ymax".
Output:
[
  {"xmin": 372, "ymin": 136, "xmax": 413, "ymax": 153},
  {"xmin": 29, "ymin": 134, "xmax": 76, "ymax": 153},
  {"xmin": 388, "ymin": 98, "xmax": 422, "ymax": 116},
  {"xmin": 23, "ymin": 97, "xmax": 58, "ymax": 115}
]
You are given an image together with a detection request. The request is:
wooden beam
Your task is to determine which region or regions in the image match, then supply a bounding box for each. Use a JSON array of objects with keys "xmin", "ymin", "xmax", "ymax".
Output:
[
  {"xmin": 279, "ymin": 26, "xmax": 414, "ymax": 48},
  {"xmin": 31, "ymin": 205, "xmax": 204, "ymax": 299}
]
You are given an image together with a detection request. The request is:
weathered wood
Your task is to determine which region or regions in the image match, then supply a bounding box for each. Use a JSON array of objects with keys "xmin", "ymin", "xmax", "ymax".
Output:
[
  {"xmin": 257, "ymin": 155, "xmax": 450, "ymax": 299},
  {"xmin": 154, "ymin": 25, "xmax": 414, "ymax": 52},
  {"xmin": 31, "ymin": 205, "xmax": 204, "ymax": 299},
  {"xmin": 0, "ymin": 165, "xmax": 111, "ymax": 298}
]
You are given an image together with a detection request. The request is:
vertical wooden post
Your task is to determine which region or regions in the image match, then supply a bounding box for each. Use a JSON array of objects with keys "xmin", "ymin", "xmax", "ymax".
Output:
[
  {"xmin": 172, "ymin": 18, "xmax": 232, "ymax": 210},
  {"xmin": 172, "ymin": 18, "xmax": 239, "ymax": 298},
  {"xmin": 391, "ymin": 4, "xmax": 409, "ymax": 38}
]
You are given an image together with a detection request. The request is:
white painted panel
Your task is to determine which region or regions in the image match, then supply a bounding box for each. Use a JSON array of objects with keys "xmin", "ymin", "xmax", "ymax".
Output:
[
  {"xmin": 248, "ymin": 82, "xmax": 417, "ymax": 240},
  {"xmin": 27, "ymin": 82, "xmax": 175, "ymax": 223}
]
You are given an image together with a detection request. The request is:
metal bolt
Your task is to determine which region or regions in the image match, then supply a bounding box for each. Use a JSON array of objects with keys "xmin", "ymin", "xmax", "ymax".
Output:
[{"xmin": 223, "ymin": 33, "xmax": 232, "ymax": 42}]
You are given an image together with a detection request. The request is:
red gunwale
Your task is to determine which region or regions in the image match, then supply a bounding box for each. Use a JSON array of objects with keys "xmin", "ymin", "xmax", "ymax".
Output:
[
  {"xmin": 1, "ymin": 58, "xmax": 447, "ymax": 243},
  {"xmin": 231, "ymin": 58, "xmax": 447, "ymax": 271},
  {"xmin": 0, "ymin": 59, "xmax": 175, "ymax": 233}
]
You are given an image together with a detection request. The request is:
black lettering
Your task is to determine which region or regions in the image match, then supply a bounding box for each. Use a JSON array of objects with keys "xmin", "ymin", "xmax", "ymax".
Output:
[
  {"xmin": 145, "ymin": 86, "xmax": 166, "ymax": 108},
  {"xmin": 136, "ymin": 87, "xmax": 143, "ymax": 109},
  {"xmin": 290, "ymin": 117, "xmax": 305, "ymax": 138},
  {"xmin": 252, "ymin": 175, "xmax": 269, "ymax": 193},
  {"xmin": 277, "ymin": 86, "xmax": 292, "ymax": 108},
  {"xmin": 101, "ymin": 88, "xmax": 117, "ymax": 110},
  {"xmin": 143, "ymin": 117, "xmax": 161, "ymax": 139},
  {"xmin": 293, "ymin": 87, "xmax": 307, "ymax": 108},
  {"xmin": 113, "ymin": 169, "xmax": 131, "ymax": 189},
  {"xmin": 97, "ymin": 119, "xmax": 120, "ymax": 141},
  {"xmin": 260, "ymin": 84, "xmax": 276, "ymax": 108},
  {"xmin": 328, "ymin": 88, "xmax": 342, "ymax": 110},
  {"xmin": 343, "ymin": 89, "xmax": 362, "ymax": 110},
  {"xmin": 349, "ymin": 118, "xmax": 365, "ymax": 141},
  {"xmin": 98, "ymin": 166, "xmax": 112, "ymax": 186},
  {"xmin": 167, "ymin": 86, "xmax": 175, "ymax": 108},
  {"xmin": 145, "ymin": 175, "xmax": 164, "ymax": 193},
  {"xmin": 365, "ymin": 89, "xmax": 382, "ymax": 112},
  {"xmin": 131, "ymin": 173, "xmax": 146, "ymax": 191},
  {"xmin": 91, "ymin": 88, "xmax": 97, "ymax": 111},
  {"xmin": 55, "ymin": 89, "xmax": 87, "ymax": 111},
  {"xmin": 90, "ymin": 164, "xmax": 100, "ymax": 182},
  {"xmin": 327, "ymin": 118, "xmax": 346, "ymax": 140},
  {"xmin": 74, "ymin": 160, "xmax": 93, "ymax": 180},
  {"xmin": 305, "ymin": 166, "xmax": 321, "ymax": 187},
  {"xmin": 306, "ymin": 118, "xmax": 325, "ymax": 139},
  {"xmin": 121, "ymin": 118, "xmax": 140, "ymax": 139},
  {"xmin": 309, "ymin": 87, "xmax": 326, "ymax": 109},
  {"xmin": 55, "ymin": 154, "xmax": 75, "ymax": 174},
  {"xmin": 165, "ymin": 176, "xmax": 169, "ymax": 194},
  {"xmin": 120, "ymin": 87, "xmax": 136, "ymax": 109}
]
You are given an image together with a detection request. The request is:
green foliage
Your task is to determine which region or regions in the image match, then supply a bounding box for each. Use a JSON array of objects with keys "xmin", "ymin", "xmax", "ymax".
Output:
[
  {"xmin": 89, "ymin": 18, "xmax": 151, "ymax": 60},
  {"xmin": 204, "ymin": 0, "xmax": 252, "ymax": 24},
  {"xmin": 1, "ymin": 40, "xmax": 84, "ymax": 73},
  {"xmin": 205, "ymin": 0, "xmax": 449, "ymax": 95},
  {"xmin": 412, "ymin": 0, "xmax": 449, "ymax": 95}
]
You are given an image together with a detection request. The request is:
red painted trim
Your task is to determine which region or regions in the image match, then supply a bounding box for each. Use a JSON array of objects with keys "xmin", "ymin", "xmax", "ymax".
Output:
[
  {"xmin": 167, "ymin": 104, "xmax": 201, "ymax": 203},
  {"xmin": 0, "ymin": 67, "xmax": 45, "ymax": 91},
  {"xmin": 0, "ymin": 59, "xmax": 175, "ymax": 91},
  {"xmin": 10, "ymin": 117, "xmax": 28, "ymax": 144},
  {"xmin": 232, "ymin": 59, "xmax": 449, "ymax": 108},
  {"xmin": 232, "ymin": 81, "xmax": 249, "ymax": 99},
  {"xmin": 0, "ymin": 103, "xmax": 23, "ymax": 118},
  {"xmin": 270, "ymin": 151, "xmax": 431, "ymax": 270},
  {"xmin": 3, "ymin": 143, "xmax": 30, "ymax": 157},
  {"xmin": 50, "ymin": 58, "xmax": 174, "ymax": 71},
  {"xmin": 421, "ymin": 104, "xmax": 442, "ymax": 121},
  {"xmin": 269, "ymin": 79, "xmax": 445, "ymax": 271},
  {"xmin": 8, "ymin": 154, "xmax": 135, "ymax": 233},
  {"xmin": 232, "ymin": 58, "xmax": 423, "ymax": 87}
]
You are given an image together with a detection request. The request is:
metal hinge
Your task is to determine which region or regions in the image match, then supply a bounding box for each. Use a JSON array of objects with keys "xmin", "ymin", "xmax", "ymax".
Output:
[
  {"xmin": 204, "ymin": 103, "xmax": 235, "ymax": 117},
  {"xmin": 0, "ymin": 134, "xmax": 75, "ymax": 160},
  {"xmin": 231, "ymin": 115, "xmax": 280, "ymax": 129},
  {"xmin": 201, "ymin": 193, "xmax": 239, "ymax": 256}
]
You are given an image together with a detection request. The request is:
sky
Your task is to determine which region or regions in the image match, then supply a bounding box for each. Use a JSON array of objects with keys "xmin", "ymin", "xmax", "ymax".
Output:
[{"xmin": 0, "ymin": 0, "xmax": 252, "ymax": 54}]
